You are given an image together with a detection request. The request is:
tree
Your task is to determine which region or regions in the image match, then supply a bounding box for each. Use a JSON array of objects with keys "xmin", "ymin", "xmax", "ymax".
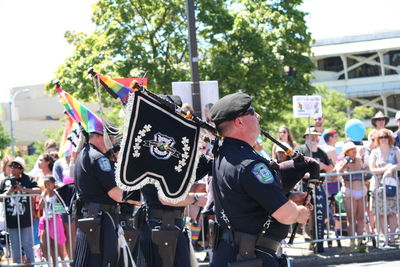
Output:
[
  {"xmin": 50, "ymin": 0, "xmax": 315, "ymax": 125},
  {"xmin": 0, "ymin": 123, "xmax": 11, "ymax": 158}
]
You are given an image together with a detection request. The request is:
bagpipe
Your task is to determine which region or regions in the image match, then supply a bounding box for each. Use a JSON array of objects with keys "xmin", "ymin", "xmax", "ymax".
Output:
[{"xmin": 85, "ymin": 68, "xmax": 321, "ymax": 201}]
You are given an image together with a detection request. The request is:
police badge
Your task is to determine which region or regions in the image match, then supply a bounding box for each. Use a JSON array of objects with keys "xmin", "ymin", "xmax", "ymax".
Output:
[{"xmin": 116, "ymin": 91, "xmax": 200, "ymax": 202}]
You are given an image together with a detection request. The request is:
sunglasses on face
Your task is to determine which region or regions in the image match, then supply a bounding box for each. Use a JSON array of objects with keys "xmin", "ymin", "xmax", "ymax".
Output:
[
  {"xmin": 314, "ymin": 117, "xmax": 323, "ymax": 121},
  {"xmin": 376, "ymin": 118, "xmax": 386, "ymax": 121},
  {"xmin": 239, "ymin": 107, "xmax": 255, "ymax": 117},
  {"xmin": 8, "ymin": 163, "xmax": 22, "ymax": 169},
  {"xmin": 378, "ymin": 135, "xmax": 389, "ymax": 139}
]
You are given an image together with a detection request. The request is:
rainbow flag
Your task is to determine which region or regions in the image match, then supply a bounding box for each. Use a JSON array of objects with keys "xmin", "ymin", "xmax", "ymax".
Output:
[
  {"xmin": 96, "ymin": 73, "xmax": 134, "ymax": 101},
  {"xmin": 59, "ymin": 116, "xmax": 74, "ymax": 158},
  {"xmin": 55, "ymin": 84, "xmax": 103, "ymax": 133}
]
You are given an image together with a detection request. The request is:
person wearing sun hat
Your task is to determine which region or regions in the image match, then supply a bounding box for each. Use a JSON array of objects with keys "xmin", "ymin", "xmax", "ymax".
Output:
[
  {"xmin": 0, "ymin": 156, "xmax": 40, "ymax": 266},
  {"xmin": 368, "ymin": 111, "xmax": 392, "ymax": 150},
  {"xmin": 334, "ymin": 140, "xmax": 368, "ymax": 249}
]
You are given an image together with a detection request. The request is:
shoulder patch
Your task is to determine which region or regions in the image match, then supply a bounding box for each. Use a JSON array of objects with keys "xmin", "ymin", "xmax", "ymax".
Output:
[
  {"xmin": 251, "ymin": 163, "xmax": 274, "ymax": 184},
  {"xmin": 97, "ymin": 157, "xmax": 112, "ymax": 172}
]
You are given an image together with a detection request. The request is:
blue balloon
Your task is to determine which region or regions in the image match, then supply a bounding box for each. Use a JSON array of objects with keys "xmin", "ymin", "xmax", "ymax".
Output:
[{"xmin": 345, "ymin": 119, "xmax": 365, "ymax": 141}]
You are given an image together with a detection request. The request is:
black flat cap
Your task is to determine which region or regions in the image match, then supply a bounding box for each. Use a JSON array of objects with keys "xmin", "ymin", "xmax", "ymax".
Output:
[{"xmin": 210, "ymin": 92, "xmax": 252, "ymax": 124}]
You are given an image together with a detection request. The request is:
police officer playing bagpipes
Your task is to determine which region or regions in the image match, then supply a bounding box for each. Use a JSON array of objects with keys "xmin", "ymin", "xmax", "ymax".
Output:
[
  {"xmin": 208, "ymin": 92, "xmax": 315, "ymax": 267},
  {"xmin": 73, "ymin": 121, "xmax": 140, "ymax": 267}
]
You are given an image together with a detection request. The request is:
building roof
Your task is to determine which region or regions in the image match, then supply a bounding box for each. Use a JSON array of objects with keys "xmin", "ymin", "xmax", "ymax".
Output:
[{"xmin": 312, "ymin": 31, "xmax": 400, "ymax": 58}]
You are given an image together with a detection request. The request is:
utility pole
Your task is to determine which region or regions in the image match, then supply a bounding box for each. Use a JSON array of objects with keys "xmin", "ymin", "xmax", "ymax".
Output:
[{"xmin": 186, "ymin": 0, "xmax": 202, "ymax": 117}]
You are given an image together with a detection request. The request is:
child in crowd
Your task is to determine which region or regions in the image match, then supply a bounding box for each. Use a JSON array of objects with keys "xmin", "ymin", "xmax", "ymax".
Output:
[{"xmin": 38, "ymin": 176, "xmax": 67, "ymax": 266}]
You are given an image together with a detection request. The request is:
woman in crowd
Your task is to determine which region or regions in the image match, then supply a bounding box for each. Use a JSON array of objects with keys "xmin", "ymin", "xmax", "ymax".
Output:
[
  {"xmin": 335, "ymin": 142, "xmax": 368, "ymax": 247},
  {"xmin": 369, "ymin": 128, "xmax": 400, "ymax": 246},
  {"xmin": 271, "ymin": 125, "xmax": 297, "ymax": 161},
  {"xmin": 33, "ymin": 153, "xmax": 57, "ymax": 258}
]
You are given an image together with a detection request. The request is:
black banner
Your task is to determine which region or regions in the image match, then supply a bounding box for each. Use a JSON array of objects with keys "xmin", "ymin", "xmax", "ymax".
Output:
[{"xmin": 116, "ymin": 91, "xmax": 200, "ymax": 202}]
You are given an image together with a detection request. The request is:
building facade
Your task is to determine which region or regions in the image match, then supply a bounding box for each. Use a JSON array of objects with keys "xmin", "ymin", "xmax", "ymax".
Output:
[{"xmin": 310, "ymin": 31, "xmax": 400, "ymax": 128}]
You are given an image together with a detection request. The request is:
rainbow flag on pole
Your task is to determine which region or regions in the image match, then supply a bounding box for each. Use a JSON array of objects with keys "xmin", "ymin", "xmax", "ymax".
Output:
[
  {"xmin": 59, "ymin": 116, "xmax": 74, "ymax": 158},
  {"xmin": 96, "ymin": 73, "xmax": 134, "ymax": 100},
  {"xmin": 55, "ymin": 84, "xmax": 103, "ymax": 133}
]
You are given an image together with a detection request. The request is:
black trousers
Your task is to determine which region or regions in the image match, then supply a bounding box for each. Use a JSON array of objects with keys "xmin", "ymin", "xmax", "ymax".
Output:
[
  {"xmin": 136, "ymin": 219, "xmax": 191, "ymax": 267},
  {"xmin": 210, "ymin": 239, "xmax": 279, "ymax": 267},
  {"xmin": 73, "ymin": 212, "xmax": 119, "ymax": 267}
]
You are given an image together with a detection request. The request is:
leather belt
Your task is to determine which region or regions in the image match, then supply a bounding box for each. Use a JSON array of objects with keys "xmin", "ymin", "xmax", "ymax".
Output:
[
  {"xmin": 83, "ymin": 202, "xmax": 121, "ymax": 215},
  {"xmin": 148, "ymin": 209, "xmax": 184, "ymax": 220},
  {"xmin": 221, "ymin": 230, "xmax": 281, "ymax": 253}
]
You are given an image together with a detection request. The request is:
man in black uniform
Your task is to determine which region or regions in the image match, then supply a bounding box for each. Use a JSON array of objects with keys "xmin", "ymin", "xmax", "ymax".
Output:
[
  {"xmin": 209, "ymin": 92, "xmax": 312, "ymax": 267},
  {"xmin": 73, "ymin": 124, "xmax": 139, "ymax": 267}
]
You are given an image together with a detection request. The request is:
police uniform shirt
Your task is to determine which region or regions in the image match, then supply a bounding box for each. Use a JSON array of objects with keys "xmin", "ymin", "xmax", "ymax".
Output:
[
  {"xmin": 214, "ymin": 137, "xmax": 289, "ymax": 240},
  {"xmin": 75, "ymin": 144, "xmax": 117, "ymax": 205}
]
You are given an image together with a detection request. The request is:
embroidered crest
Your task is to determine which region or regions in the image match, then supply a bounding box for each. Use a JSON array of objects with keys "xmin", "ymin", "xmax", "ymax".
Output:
[
  {"xmin": 143, "ymin": 132, "xmax": 180, "ymax": 160},
  {"xmin": 252, "ymin": 163, "xmax": 274, "ymax": 184},
  {"xmin": 98, "ymin": 157, "xmax": 112, "ymax": 172}
]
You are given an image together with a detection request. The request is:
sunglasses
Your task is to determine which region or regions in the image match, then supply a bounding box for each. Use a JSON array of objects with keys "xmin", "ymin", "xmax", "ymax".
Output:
[
  {"xmin": 8, "ymin": 163, "xmax": 22, "ymax": 169},
  {"xmin": 376, "ymin": 118, "xmax": 386, "ymax": 121},
  {"xmin": 314, "ymin": 117, "xmax": 323, "ymax": 121},
  {"xmin": 239, "ymin": 107, "xmax": 255, "ymax": 117},
  {"xmin": 378, "ymin": 135, "xmax": 389, "ymax": 139}
]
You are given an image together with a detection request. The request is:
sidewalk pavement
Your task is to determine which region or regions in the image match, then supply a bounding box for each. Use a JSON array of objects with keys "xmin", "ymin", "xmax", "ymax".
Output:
[
  {"xmin": 195, "ymin": 235, "xmax": 400, "ymax": 266},
  {"xmin": 284, "ymin": 234, "xmax": 400, "ymax": 267}
]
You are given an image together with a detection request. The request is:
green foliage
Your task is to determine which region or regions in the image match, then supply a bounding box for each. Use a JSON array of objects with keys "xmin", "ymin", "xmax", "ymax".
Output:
[
  {"xmin": 49, "ymin": 0, "xmax": 315, "ymax": 123},
  {"xmin": 315, "ymin": 85, "xmax": 351, "ymax": 138},
  {"xmin": 352, "ymin": 106, "xmax": 374, "ymax": 120},
  {"xmin": 0, "ymin": 123, "xmax": 11, "ymax": 158}
]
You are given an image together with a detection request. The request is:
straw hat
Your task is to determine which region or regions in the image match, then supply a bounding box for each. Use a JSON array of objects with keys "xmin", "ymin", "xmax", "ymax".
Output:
[{"xmin": 341, "ymin": 142, "xmax": 356, "ymax": 156}]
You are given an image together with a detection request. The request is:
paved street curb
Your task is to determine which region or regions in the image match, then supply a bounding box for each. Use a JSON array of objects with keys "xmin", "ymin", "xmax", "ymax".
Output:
[{"xmin": 290, "ymin": 247, "xmax": 400, "ymax": 267}]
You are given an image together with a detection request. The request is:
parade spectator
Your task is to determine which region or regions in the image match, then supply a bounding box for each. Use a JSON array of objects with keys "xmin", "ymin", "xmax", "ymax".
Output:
[
  {"xmin": 394, "ymin": 111, "xmax": 400, "ymax": 148},
  {"xmin": 0, "ymin": 157, "xmax": 40, "ymax": 266},
  {"xmin": 321, "ymin": 129, "xmax": 339, "ymax": 165},
  {"xmin": 271, "ymin": 125, "xmax": 297, "ymax": 161},
  {"xmin": 0, "ymin": 156, "xmax": 13, "ymax": 180},
  {"xmin": 53, "ymin": 155, "xmax": 73, "ymax": 185},
  {"xmin": 296, "ymin": 127, "xmax": 333, "ymax": 172},
  {"xmin": 368, "ymin": 111, "xmax": 391, "ymax": 151},
  {"xmin": 335, "ymin": 142, "xmax": 368, "ymax": 248},
  {"xmin": 38, "ymin": 176, "xmax": 67, "ymax": 266},
  {"xmin": 369, "ymin": 128, "xmax": 400, "ymax": 246},
  {"xmin": 254, "ymin": 135, "xmax": 272, "ymax": 160},
  {"xmin": 274, "ymin": 142, "xmax": 291, "ymax": 163},
  {"xmin": 33, "ymin": 153, "xmax": 56, "ymax": 253},
  {"xmin": 182, "ymin": 103, "xmax": 195, "ymax": 115},
  {"xmin": 314, "ymin": 116, "xmax": 326, "ymax": 145},
  {"xmin": 320, "ymin": 129, "xmax": 341, "ymax": 198},
  {"xmin": 203, "ymin": 102, "xmax": 214, "ymax": 124},
  {"xmin": 295, "ymin": 127, "xmax": 333, "ymax": 252}
]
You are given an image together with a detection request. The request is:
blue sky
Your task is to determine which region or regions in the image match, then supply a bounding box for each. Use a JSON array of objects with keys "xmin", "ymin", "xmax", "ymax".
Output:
[{"xmin": 0, "ymin": 0, "xmax": 399, "ymax": 103}]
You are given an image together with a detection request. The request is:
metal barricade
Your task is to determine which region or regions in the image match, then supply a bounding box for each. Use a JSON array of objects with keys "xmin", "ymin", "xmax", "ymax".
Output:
[
  {"xmin": 0, "ymin": 193, "xmax": 74, "ymax": 266},
  {"xmin": 286, "ymin": 170, "xmax": 400, "ymax": 249}
]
